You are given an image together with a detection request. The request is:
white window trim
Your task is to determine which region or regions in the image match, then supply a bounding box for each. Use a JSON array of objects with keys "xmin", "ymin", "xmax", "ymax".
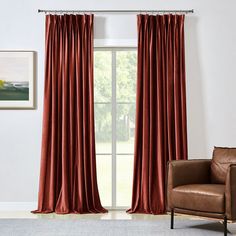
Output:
[{"xmin": 94, "ymin": 39, "xmax": 137, "ymax": 48}]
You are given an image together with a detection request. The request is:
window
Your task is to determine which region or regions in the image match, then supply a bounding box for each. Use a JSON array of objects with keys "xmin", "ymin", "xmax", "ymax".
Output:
[{"xmin": 94, "ymin": 48, "xmax": 137, "ymax": 208}]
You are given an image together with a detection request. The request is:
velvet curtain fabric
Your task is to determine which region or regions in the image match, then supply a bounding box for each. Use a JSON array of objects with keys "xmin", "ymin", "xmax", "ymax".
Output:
[
  {"xmin": 128, "ymin": 14, "xmax": 188, "ymax": 215},
  {"xmin": 33, "ymin": 14, "xmax": 107, "ymax": 214}
]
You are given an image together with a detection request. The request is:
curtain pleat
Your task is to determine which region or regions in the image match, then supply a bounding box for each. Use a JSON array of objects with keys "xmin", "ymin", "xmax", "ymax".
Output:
[
  {"xmin": 33, "ymin": 14, "xmax": 107, "ymax": 214},
  {"xmin": 128, "ymin": 14, "xmax": 188, "ymax": 215}
]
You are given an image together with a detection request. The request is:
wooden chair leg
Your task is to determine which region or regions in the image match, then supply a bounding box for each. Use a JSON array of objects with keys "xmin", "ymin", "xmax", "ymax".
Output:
[
  {"xmin": 224, "ymin": 216, "xmax": 227, "ymax": 236},
  {"xmin": 171, "ymin": 209, "xmax": 174, "ymax": 229}
]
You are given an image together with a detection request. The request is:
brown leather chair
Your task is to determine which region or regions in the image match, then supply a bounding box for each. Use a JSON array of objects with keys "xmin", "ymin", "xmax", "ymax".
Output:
[{"xmin": 167, "ymin": 147, "xmax": 236, "ymax": 236}]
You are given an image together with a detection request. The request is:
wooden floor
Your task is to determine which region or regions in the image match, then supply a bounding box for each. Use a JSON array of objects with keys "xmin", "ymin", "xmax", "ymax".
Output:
[
  {"xmin": 0, "ymin": 210, "xmax": 229, "ymax": 220},
  {"xmin": 0, "ymin": 210, "xmax": 173, "ymax": 220}
]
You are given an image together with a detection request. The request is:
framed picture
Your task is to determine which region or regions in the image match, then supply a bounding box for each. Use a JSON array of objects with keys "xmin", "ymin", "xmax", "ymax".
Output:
[{"xmin": 0, "ymin": 51, "xmax": 35, "ymax": 109}]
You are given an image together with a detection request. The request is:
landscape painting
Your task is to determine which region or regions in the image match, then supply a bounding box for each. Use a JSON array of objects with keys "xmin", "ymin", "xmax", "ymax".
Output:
[{"xmin": 0, "ymin": 51, "xmax": 34, "ymax": 108}]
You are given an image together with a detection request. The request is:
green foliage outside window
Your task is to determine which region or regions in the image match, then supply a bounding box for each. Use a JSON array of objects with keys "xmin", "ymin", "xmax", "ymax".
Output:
[{"xmin": 94, "ymin": 51, "xmax": 137, "ymax": 143}]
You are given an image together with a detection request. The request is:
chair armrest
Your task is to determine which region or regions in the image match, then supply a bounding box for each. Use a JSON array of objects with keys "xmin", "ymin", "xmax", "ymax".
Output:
[
  {"xmin": 225, "ymin": 164, "xmax": 236, "ymax": 221},
  {"xmin": 166, "ymin": 159, "xmax": 211, "ymax": 210},
  {"xmin": 167, "ymin": 159, "xmax": 211, "ymax": 188}
]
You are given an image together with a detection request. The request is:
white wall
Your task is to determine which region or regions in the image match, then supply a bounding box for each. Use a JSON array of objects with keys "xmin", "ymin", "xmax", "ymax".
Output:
[{"xmin": 0, "ymin": 0, "xmax": 235, "ymax": 203}]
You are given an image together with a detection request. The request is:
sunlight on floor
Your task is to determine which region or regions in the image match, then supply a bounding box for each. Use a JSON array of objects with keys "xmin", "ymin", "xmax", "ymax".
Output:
[{"xmin": 0, "ymin": 210, "xmax": 188, "ymax": 220}]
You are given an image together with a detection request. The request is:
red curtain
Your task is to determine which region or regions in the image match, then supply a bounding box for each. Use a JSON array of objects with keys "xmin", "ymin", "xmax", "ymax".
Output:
[
  {"xmin": 33, "ymin": 14, "xmax": 107, "ymax": 214},
  {"xmin": 128, "ymin": 14, "xmax": 188, "ymax": 215}
]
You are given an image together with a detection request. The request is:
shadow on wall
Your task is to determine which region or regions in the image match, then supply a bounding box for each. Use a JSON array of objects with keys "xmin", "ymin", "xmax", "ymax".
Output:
[
  {"xmin": 185, "ymin": 16, "xmax": 208, "ymax": 159},
  {"xmin": 93, "ymin": 15, "xmax": 137, "ymax": 44},
  {"xmin": 94, "ymin": 16, "xmax": 106, "ymax": 39}
]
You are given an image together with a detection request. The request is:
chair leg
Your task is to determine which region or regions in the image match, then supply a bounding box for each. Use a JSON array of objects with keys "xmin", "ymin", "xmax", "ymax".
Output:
[
  {"xmin": 224, "ymin": 216, "xmax": 227, "ymax": 236},
  {"xmin": 171, "ymin": 209, "xmax": 174, "ymax": 229}
]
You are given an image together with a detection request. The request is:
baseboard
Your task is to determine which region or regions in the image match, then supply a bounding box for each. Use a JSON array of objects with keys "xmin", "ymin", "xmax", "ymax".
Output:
[{"xmin": 0, "ymin": 202, "xmax": 37, "ymax": 211}]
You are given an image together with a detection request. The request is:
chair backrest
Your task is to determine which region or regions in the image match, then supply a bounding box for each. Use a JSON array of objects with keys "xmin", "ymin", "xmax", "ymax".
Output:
[{"xmin": 211, "ymin": 147, "xmax": 236, "ymax": 184}]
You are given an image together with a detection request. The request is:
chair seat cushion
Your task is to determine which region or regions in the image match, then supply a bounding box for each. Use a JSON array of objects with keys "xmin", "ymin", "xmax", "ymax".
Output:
[{"xmin": 172, "ymin": 184, "xmax": 225, "ymax": 213}]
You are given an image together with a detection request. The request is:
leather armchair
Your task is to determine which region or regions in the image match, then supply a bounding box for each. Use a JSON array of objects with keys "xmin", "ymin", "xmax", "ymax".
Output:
[{"xmin": 167, "ymin": 147, "xmax": 236, "ymax": 236}]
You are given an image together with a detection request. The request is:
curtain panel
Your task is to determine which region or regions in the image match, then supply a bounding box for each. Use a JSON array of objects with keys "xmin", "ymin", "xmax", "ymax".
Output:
[
  {"xmin": 128, "ymin": 14, "xmax": 188, "ymax": 214},
  {"xmin": 33, "ymin": 14, "xmax": 107, "ymax": 214}
]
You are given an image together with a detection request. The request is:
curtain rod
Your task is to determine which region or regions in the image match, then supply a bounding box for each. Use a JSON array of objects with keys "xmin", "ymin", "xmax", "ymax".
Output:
[{"xmin": 38, "ymin": 9, "xmax": 194, "ymax": 14}]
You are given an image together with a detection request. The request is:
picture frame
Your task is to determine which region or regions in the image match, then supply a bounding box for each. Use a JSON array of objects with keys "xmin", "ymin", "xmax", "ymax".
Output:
[{"xmin": 0, "ymin": 51, "xmax": 35, "ymax": 109}]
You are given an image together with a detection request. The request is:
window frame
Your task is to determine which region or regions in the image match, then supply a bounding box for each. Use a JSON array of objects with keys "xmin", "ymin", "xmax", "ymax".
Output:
[{"xmin": 94, "ymin": 47, "xmax": 137, "ymax": 209}]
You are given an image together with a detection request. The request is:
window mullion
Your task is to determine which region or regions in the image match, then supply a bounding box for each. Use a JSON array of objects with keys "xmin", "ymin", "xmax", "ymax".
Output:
[{"xmin": 111, "ymin": 50, "xmax": 117, "ymax": 208}]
